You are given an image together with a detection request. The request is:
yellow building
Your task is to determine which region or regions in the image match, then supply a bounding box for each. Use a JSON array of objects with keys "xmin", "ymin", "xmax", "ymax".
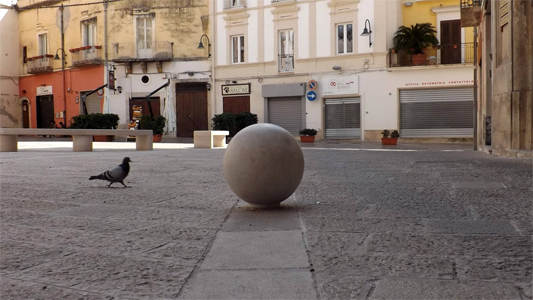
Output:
[{"xmin": 15, "ymin": 0, "xmax": 211, "ymax": 137}]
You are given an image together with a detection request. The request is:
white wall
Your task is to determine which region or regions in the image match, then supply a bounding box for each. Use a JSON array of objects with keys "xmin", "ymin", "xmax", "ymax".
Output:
[
  {"xmin": 248, "ymin": 9, "xmax": 259, "ymax": 63},
  {"xmin": 315, "ymin": 0, "xmax": 330, "ymax": 57},
  {"xmin": 297, "ymin": 3, "xmax": 309, "ymax": 59},
  {"xmin": 216, "ymin": 14, "xmax": 227, "ymax": 65},
  {"xmin": 264, "ymin": 7, "xmax": 274, "ymax": 62},
  {"xmin": 0, "ymin": 9, "xmax": 21, "ymax": 127},
  {"xmin": 357, "ymin": 0, "xmax": 374, "ymax": 54}
]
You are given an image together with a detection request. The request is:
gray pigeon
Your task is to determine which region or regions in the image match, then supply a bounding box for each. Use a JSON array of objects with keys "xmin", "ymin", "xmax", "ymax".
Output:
[{"xmin": 89, "ymin": 157, "xmax": 132, "ymax": 187}]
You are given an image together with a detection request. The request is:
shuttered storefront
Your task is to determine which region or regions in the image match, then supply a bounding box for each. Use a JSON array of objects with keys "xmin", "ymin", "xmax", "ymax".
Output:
[
  {"xmin": 400, "ymin": 88, "xmax": 473, "ymax": 138},
  {"xmin": 83, "ymin": 93, "xmax": 101, "ymax": 114},
  {"xmin": 267, "ymin": 97, "xmax": 302, "ymax": 135},
  {"xmin": 325, "ymin": 97, "xmax": 361, "ymax": 139}
]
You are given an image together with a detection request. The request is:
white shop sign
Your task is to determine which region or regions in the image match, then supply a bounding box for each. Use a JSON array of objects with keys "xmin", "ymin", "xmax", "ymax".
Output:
[
  {"xmin": 321, "ymin": 75, "xmax": 359, "ymax": 96},
  {"xmin": 37, "ymin": 86, "xmax": 53, "ymax": 96},
  {"xmin": 222, "ymin": 83, "xmax": 251, "ymax": 95}
]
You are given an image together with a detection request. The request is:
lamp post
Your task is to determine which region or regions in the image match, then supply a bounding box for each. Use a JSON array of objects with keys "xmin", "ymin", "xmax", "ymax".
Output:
[
  {"xmin": 54, "ymin": 46, "xmax": 67, "ymax": 125},
  {"xmin": 197, "ymin": 34, "xmax": 211, "ymax": 57},
  {"xmin": 360, "ymin": 19, "xmax": 372, "ymax": 47}
]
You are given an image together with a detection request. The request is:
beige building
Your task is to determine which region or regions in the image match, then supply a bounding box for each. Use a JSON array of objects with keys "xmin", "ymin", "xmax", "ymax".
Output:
[
  {"xmin": 463, "ymin": 0, "xmax": 532, "ymax": 157},
  {"xmin": 213, "ymin": 0, "xmax": 475, "ymax": 142},
  {"xmin": 0, "ymin": 5, "xmax": 20, "ymax": 128}
]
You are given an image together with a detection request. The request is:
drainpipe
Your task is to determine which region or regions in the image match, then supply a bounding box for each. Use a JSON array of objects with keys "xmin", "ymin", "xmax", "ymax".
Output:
[
  {"xmin": 61, "ymin": 4, "xmax": 67, "ymax": 125},
  {"xmin": 104, "ymin": 0, "xmax": 109, "ymax": 113},
  {"xmin": 473, "ymin": 27, "xmax": 478, "ymax": 151}
]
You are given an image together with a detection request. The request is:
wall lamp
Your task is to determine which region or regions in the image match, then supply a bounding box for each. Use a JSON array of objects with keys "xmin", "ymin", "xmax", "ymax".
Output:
[
  {"xmin": 117, "ymin": 86, "xmax": 122, "ymax": 94},
  {"xmin": 53, "ymin": 48, "xmax": 67, "ymax": 60},
  {"xmin": 360, "ymin": 19, "xmax": 372, "ymax": 47},
  {"xmin": 197, "ymin": 34, "xmax": 211, "ymax": 57}
]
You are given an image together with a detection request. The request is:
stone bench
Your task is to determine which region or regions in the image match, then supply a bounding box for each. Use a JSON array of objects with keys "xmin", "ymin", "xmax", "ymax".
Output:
[
  {"xmin": 194, "ymin": 130, "xmax": 230, "ymax": 149},
  {"xmin": 0, "ymin": 128, "xmax": 153, "ymax": 152}
]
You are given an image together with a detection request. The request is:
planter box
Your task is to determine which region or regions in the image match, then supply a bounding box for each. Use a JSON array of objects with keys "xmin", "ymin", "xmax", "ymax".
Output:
[
  {"xmin": 411, "ymin": 53, "xmax": 427, "ymax": 66},
  {"xmin": 300, "ymin": 136, "xmax": 315, "ymax": 143},
  {"xmin": 381, "ymin": 138, "xmax": 398, "ymax": 145}
]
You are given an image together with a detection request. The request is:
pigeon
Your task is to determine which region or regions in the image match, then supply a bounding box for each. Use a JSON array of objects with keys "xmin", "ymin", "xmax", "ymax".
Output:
[{"xmin": 89, "ymin": 157, "xmax": 132, "ymax": 187}]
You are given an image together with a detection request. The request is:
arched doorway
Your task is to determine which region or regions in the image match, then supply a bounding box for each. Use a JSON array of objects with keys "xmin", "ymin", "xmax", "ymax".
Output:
[{"xmin": 21, "ymin": 99, "xmax": 30, "ymax": 128}]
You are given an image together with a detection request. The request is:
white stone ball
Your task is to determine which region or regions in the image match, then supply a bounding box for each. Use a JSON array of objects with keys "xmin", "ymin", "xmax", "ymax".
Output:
[{"xmin": 223, "ymin": 123, "xmax": 305, "ymax": 207}]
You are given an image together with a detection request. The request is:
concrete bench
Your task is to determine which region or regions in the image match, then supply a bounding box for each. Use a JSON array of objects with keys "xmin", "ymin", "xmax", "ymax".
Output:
[
  {"xmin": 0, "ymin": 128, "xmax": 153, "ymax": 152},
  {"xmin": 194, "ymin": 130, "xmax": 230, "ymax": 149}
]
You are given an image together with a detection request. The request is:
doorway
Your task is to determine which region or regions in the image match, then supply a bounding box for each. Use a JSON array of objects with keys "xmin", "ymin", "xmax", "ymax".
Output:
[
  {"xmin": 441, "ymin": 20, "xmax": 461, "ymax": 64},
  {"xmin": 36, "ymin": 95, "xmax": 54, "ymax": 128},
  {"xmin": 176, "ymin": 83, "xmax": 208, "ymax": 137},
  {"xmin": 223, "ymin": 96, "xmax": 250, "ymax": 114},
  {"xmin": 22, "ymin": 100, "xmax": 30, "ymax": 128}
]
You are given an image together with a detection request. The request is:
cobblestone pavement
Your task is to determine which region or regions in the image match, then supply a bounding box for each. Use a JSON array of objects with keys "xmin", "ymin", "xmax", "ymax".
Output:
[{"xmin": 0, "ymin": 142, "xmax": 531, "ymax": 299}]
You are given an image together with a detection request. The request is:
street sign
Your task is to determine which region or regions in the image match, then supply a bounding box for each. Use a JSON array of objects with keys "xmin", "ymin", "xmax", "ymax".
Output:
[
  {"xmin": 307, "ymin": 80, "xmax": 317, "ymax": 91},
  {"xmin": 307, "ymin": 91, "xmax": 317, "ymax": 101}
]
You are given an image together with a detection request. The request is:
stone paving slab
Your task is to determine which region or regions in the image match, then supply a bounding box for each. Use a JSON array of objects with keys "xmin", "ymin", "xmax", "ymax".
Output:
[
  {"xmin": 0, "ymin": 241, "xmax": 74, "ymax": 276},
  {"xmin": 301, "ymin": 215, "xmax": 425, "ymax": 233},
  {"xmin": 456, "ymin": 256, "xmax": 533, "ymax": 283},
  {"xmin": 424, "ymin": 219, "xmax": 518, "ymax": 234},
  {"xmin": 370, "ymin": 278, "xmax": 522, "ymax": 300},
  {"xmin": 452, "ymin": 181, "xmax": 506, "ymax": 189},
  {"xmin": 177, "ymin": 269, "xmax": 317, "ymax": 299},
  {"xmin": 200, "ymin": 231, "xmax": 309, "ymax": 270},
  {"xmin": 222, "ymin": 206, "xmax": 301, "ymax": 232},
  {"xmin": 0, "ymin": 278, "xmax": 109, "ymax": 300}
]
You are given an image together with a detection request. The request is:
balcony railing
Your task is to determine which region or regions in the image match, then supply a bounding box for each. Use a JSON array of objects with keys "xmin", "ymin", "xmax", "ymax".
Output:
[
  {"xmin": 272, "ymin": 0, "xmax": 294, "ymax": 3},
  {"xmin": 278, "ymin": 54, "xmax": 294, "ymax": 73},
  {"xmin": 70, "ymin": 46, "xmax": 103, "ymax": 67},
  {"xmin": 460, "ymin": 0, "xmax": 482, "ymax": 27},
  {"xmin": 388, "ymin": 43, "xmax": 474, "ymax": 68},
  {"xmin": 110, "ymin": 42, "xmax": 174, "ymax": 62},
  {"xmin": 27, "ymin": 55, "xmax": 54, "ymax": 74},
  {"xmin": 223, "ymin": 0, "xmax": 246, "ymax": 9}
]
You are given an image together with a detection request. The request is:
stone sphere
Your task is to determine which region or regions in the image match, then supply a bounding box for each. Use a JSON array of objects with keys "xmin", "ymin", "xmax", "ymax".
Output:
[{"xmin": 223, "ymin": 123, "xmax": 304, "ymax": 207}]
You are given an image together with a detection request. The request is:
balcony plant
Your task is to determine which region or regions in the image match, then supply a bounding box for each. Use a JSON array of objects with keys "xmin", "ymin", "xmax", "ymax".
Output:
[
  {"xmin": 381, "ymin": 129, "xmax": 400, "ymax": 145},
  {"xmin": 140, "ymin": 115, "xmax": 167, "ymax": 143},
  {"xmin": 393, "ymin": 23, "xmax": 439, "ymax": 66},
  {"xmin": 69, "ymin": 113, "xmax": 120, "ymax": 141},
  {"xmin": 94, "ymin": 45, "xmax": 102, "ymax": 49},
  {"xmin": 299, "ymin": 128, "xmax": 317, "ymax": 143}
]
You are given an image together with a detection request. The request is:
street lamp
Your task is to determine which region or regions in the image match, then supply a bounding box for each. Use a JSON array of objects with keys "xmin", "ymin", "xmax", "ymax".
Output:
[
  {"xmin": 360, "ymin": 19, "xmax": 372, "ymax": 47},
  {"xmin": 53, "ymin": 48, "xmax": 67, "ymax": 62},
  {"xmin": 197, "ymin": 34, "xmax": 211, "ymax": 57}
]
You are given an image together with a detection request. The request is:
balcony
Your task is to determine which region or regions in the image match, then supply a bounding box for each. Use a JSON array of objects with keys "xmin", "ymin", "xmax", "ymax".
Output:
[
  {"xmin": 27, "ymin": 55, "xmax": 54, "ymax": 74},
  {"xmin": 460, "ymin": 0, "xmax": 482, "ymax": 27},
  {"xmin": 272, "ymin": 0, "xmax": 294, "ymax": 2},
  {"xmin": 70, "ymin": 46, "xmax": 103, "ymax": 67},
  {"xmin": 388, "ymin": 43, "xmax": 474, "ymax": 68},
  {"xmin": 110, "ymin": 42, "xmax": 174, "ymax": 62},
  {"xmin": 223, "ymin": 0, "xmax": 246, "ymax": 10},
  {"xmin": 278, "ymin": 54, "xmax": 294, "ymax": 73}
]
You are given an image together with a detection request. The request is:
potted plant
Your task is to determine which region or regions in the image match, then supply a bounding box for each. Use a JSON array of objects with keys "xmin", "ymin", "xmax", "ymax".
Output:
[
  {"xmin": 140, "ymin": 115, "xmax": 166, "ymax": 143},
  {"xmin": 393, "ymin": 23, "xmax": 439, "ymax": 66},
  {"xmin": 94, "ymin": 45, "xmax": 102, "ymax": 49},
  {"xmin": 69, "ymin": 113, "xmax": 120, "ymax": 141},
  {"xmin": 299, "ymin": 128, "xmax": 318, "ymax": 143},
  {"xmin": 381, "ymin": 129, "xmax": 400, "ymax": 145}
]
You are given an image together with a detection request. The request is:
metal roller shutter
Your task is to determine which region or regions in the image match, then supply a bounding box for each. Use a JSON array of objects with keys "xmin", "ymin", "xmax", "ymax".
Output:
[
  {"xmin": 400, "ymin": 88, "xmax": 473, "ymax": 138},
  {"xmin": 84, "ymin": 93, "xmax": 101, "ymax": 114},
  {"xmin": 268, "ymin": 97, "xmax": 302, "ymax": 135},
  {"xmin": 325, "ymin": 97, "xmax": 361, "ymax": 139}
]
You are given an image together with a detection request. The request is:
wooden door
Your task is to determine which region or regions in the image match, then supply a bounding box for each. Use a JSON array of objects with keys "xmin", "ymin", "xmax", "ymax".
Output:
[
  {"xmin": 36, "ymin": 96, "xmax": 54, "ymax": 128},
  {"xmin": 223, "ymin": 96, "xmax": 250, "ymax": 114},
  {"xmin": 441, "ymin": 20, "xmax": 461, "ymax": 64},
  {"xmin": 176, "ymin": 84, "xmax": 208, "ymax": 137},
  {"xmin": 22, "ymin": 102, "xmax": 30, "ymax": 128}
]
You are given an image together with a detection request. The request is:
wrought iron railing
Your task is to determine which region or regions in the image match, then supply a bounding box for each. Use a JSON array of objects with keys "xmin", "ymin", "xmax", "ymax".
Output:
[
  {"xmin": 388, "ymin": 43, "xmax": 474, "ymax": 67},
  {"xmin": 278, "ymin": 54, "xmax": 294, "ymax": 73},
  {"xmin": 110, "ymin": 41, "xmax": 174, "ymax": 61},
  {"xmin": 223, "ymin": 0, "xmax": 246, "ymax": 9},
  {"xmin": 272, "ymin": 0, "xmax": 294, "ymax": 3},
  {"xmin": 71, "ymin": 46, "xmax": 103, "ymax": 67},
  {"xmin": 27, "ymin": 55, "xmax": 54, "ymax": 74}
]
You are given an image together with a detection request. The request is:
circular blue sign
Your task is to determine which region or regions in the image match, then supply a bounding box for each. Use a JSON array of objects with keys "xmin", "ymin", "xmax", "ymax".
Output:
[{"xmin": 307, "ymin": 91, "xmax": 317, "ymax": 101}]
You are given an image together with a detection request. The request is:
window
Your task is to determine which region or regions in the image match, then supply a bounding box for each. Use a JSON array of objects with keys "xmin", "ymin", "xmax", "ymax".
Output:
[
  {"xmin": 279, "ymin": 30, "xmax": 294, "ymax": 72},
  {"xmin": 232, "ymin": 36, "xmax": 245, "ymax": 64},
  {"xmin": 38, "ymin": 33, "xmax": 47, "ymax": 55},
  {"xmin": 136, "ymin": 17, "xmax": 153, "ymax": 53},
  {"xmin": 336, "ymin": 23, "xmax": 353, "ymax": 54},
  {"xmin": 23, "ymin": 46, "xmax": 27, "ymax": 63},
  {"xmin": 224, "ymin": 0, "xmax": 246, "ymax": 9},
  {"xmin": 82, "ymin": 18, "xmax": 96, "ymax": 47}
]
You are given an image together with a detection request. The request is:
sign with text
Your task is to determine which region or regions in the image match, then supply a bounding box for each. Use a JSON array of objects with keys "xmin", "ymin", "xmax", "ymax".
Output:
[
  {"xmin": 404, "ymin": 80, "xmax": 474, "ymax": 87},
  {"xmin": 321, "ymin": 75, "xmax": 359, "ymax": 96},
  {"xmin": 36, "ymin": 86, "xmax": 53, "ymax": 96},
  {"xmin": 222, "ymin": 83, "xmax": 251, "ymax": 95}
]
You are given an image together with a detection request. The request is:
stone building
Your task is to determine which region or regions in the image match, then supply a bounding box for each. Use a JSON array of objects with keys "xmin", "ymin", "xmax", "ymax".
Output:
[{"xmin": 0, "ymin": 4, "xmax": 21, "ymax": 128}]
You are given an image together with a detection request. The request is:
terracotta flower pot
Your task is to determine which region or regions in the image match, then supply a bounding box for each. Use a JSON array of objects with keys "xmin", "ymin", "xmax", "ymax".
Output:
[
  {"xmin": 93, "ymin": 135, "xmax": 114, "ymax": 142},
  {"xmin": 381, "ymin": 138, "xmax": 398, "ymax": 145},
  {"xmin": 411, "ymin": 53, "xmax": 426, "ymax": 66},
  {"xmin": 153, "ymin": 134, "xmax": 162, "ymax": 143},
  {"xmin": 300, "ymin": 136, "xmax": 315, "ymax": 143}
]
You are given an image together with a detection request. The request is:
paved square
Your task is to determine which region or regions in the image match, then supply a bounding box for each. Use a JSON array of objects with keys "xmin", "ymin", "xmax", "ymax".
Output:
[{"xmin": 0, "ymin": 141, "xmax": 531, "ymax": 299}]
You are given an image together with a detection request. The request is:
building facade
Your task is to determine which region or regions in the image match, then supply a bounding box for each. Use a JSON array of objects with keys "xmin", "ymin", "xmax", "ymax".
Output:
[
  {"xmin": 0, "ymin": 5, "xmax": 21, "ymax": 128},
  {"xmin": 15, "ymin": 0, "xmax": 212, "ymax": 137},
  {"xmin": 213, "ymin": 0, "xmax": 475, "ymax": 141},
  {"xmin": 464, "ymin": 0, "xmax": 532, "ymax": 157}
]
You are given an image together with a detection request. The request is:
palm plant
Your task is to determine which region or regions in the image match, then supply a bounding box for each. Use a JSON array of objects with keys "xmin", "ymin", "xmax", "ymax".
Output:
[{"xmin": 393, "ymin": 23, "xmax": 439, "ymax": 54}]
